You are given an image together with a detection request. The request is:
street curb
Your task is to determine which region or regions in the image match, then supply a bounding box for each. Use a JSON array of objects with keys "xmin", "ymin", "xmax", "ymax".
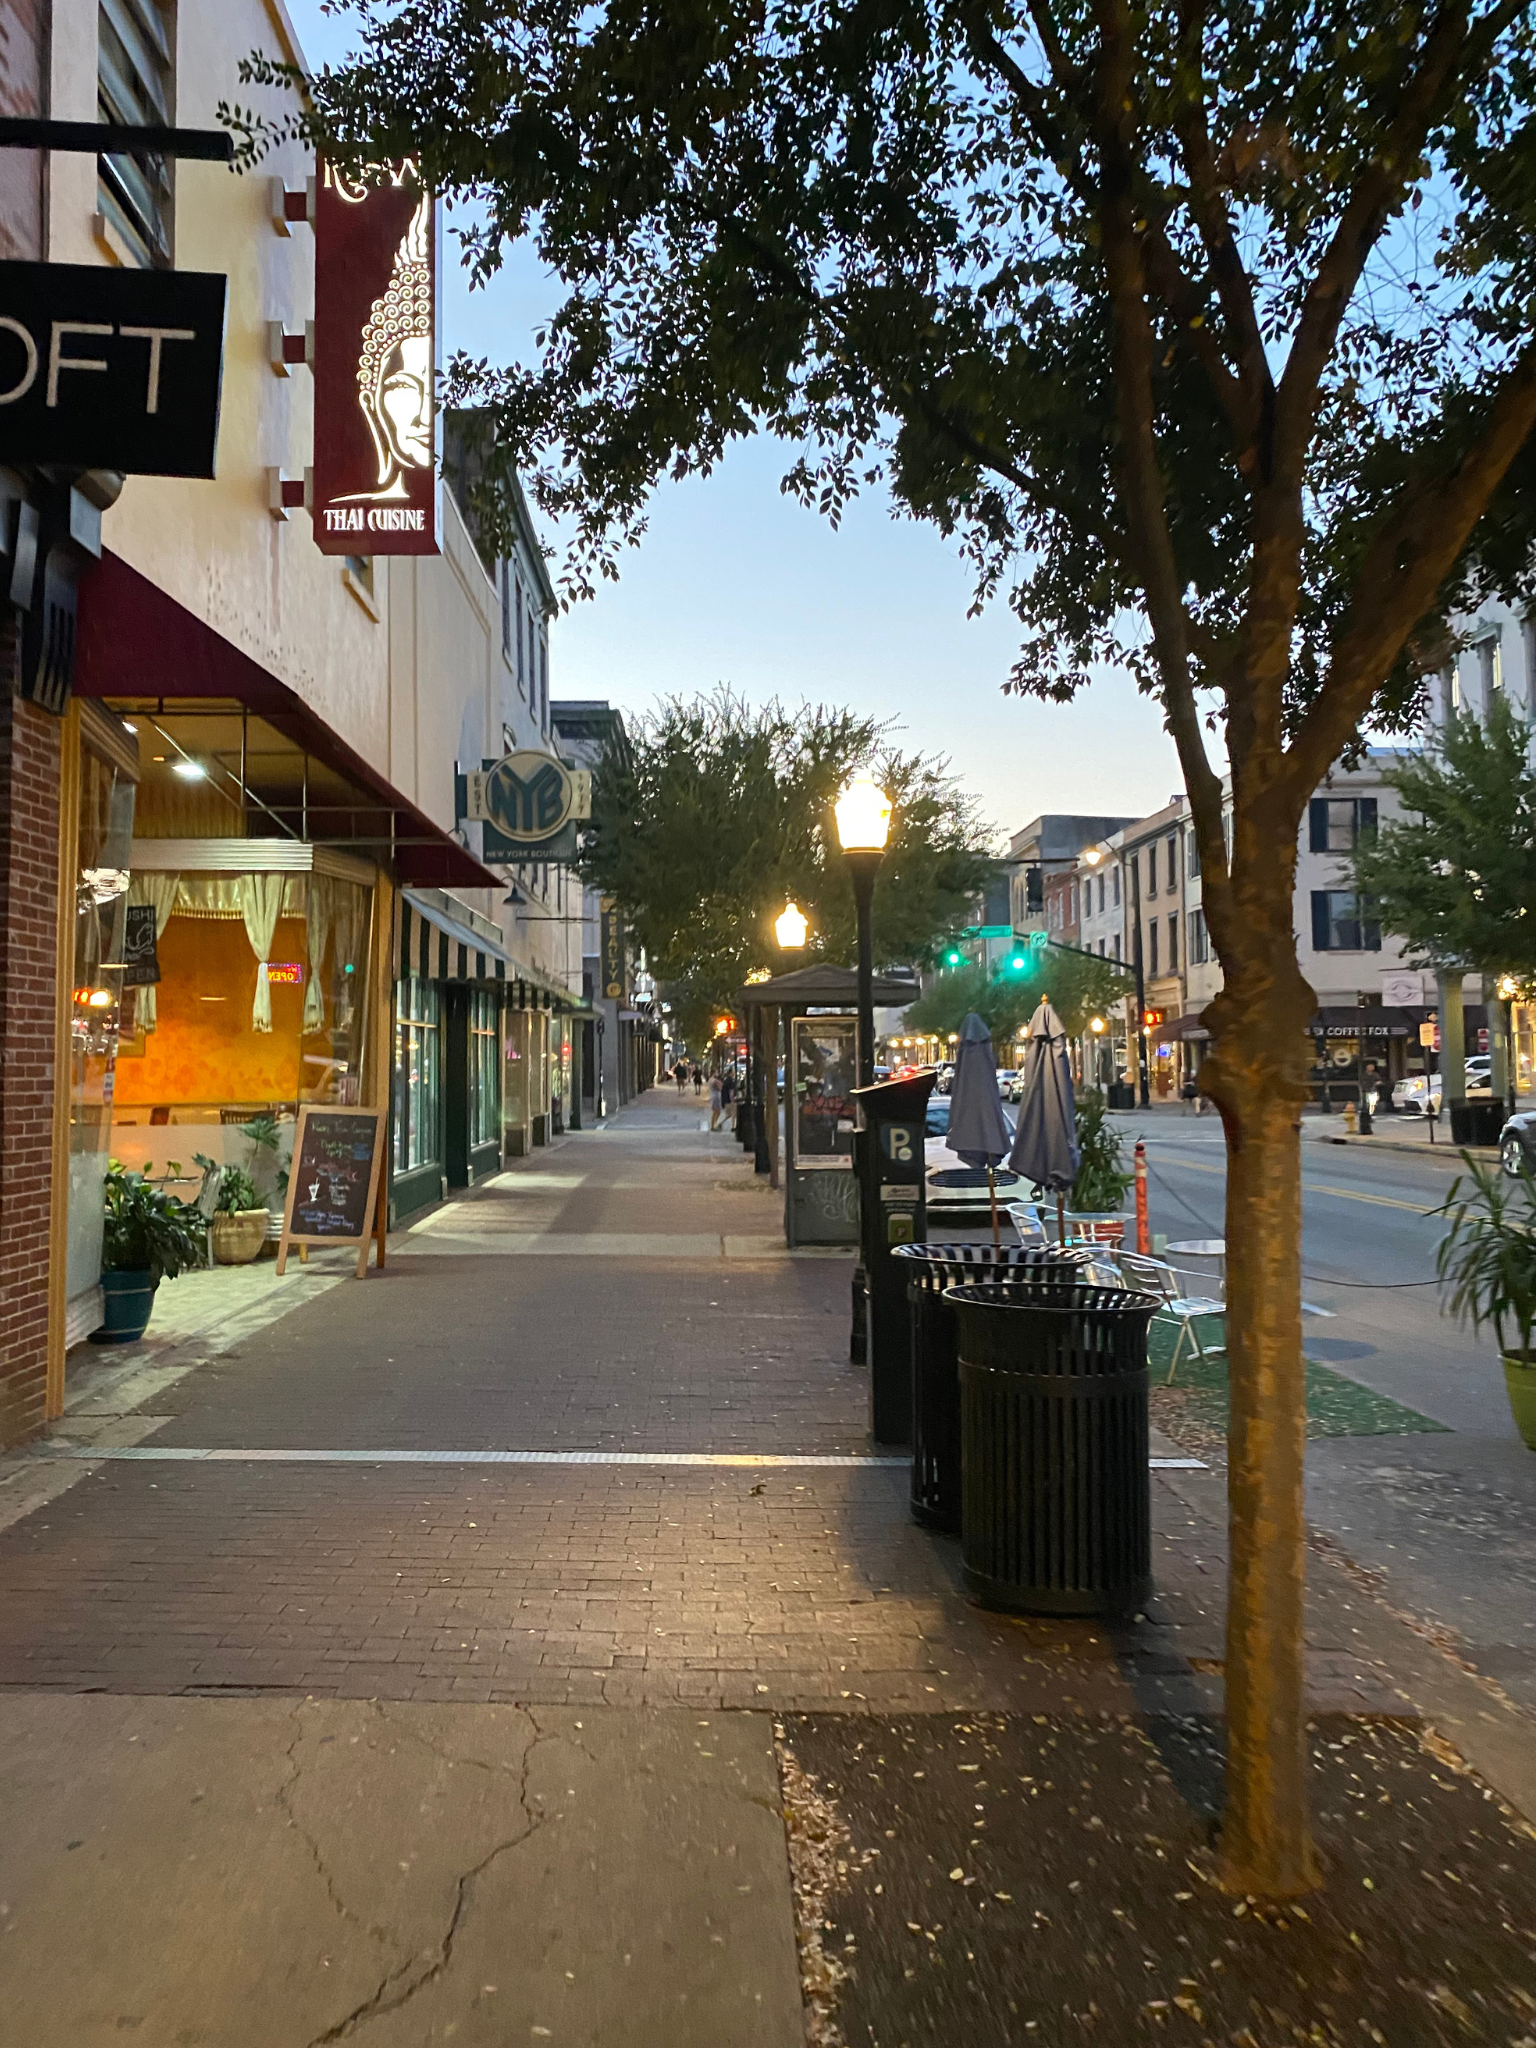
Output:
[{"xmin": 1302, "ymin": 1130, "xmax": 1499, "ymax": 1163}]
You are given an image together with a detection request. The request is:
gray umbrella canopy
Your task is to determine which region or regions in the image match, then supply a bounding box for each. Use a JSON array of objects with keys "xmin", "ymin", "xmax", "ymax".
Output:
[
  {"xmin": 946, "ymin": 1012, "xmax": 1013, "ymax": 1168},
  {"xmin": 1008, "ymin": 1000, "xmax": 1080, "ymax": 1192}
]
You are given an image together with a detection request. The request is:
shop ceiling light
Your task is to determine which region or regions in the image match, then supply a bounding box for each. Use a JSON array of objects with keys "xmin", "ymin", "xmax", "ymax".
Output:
[{"xmin": 172, "ymin": 761, "xmax": 207, "ymax": 780}]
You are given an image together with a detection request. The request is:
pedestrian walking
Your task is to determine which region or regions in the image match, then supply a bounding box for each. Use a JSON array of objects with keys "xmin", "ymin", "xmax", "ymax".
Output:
[
  {"xmin": 1180, "ymin": 1074, "xmax": 1198, "ymax": 1115},
  {"xmin": 692, "ymin": 1064, "xmax": 703, "ymax": 1097},
  {"xmin": 708, "ymin": 1072, "xmax": 724, "ymax": 1129},
  {"xmin": 674, "ymin": 1060, "xmax": 688, "ymax": 1094}
]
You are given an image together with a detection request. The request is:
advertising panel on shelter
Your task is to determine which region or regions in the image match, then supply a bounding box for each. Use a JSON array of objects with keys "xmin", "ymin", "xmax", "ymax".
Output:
[{"xmin": 312, "ymin": 158, "xmax": 439, "ymax": 555}]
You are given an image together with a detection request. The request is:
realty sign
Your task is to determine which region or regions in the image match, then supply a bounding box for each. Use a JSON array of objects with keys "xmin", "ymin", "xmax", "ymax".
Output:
[
  {"xmin": 0, "ymin": 259, "xmax": 226, "ymax": 474},
  {"xmin": 458, "ymin": 750, "xmax": 592, "ymax": 861}
]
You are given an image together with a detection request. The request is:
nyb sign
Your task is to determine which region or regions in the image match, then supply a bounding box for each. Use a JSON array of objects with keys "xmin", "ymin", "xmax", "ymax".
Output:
[
  {"xmin": 459, "ymin": 751, "xmax": 592, "ymax": 861},
  {"xmin": 0, "ymin": 260, "xmax": 225, "ymax": 476}
]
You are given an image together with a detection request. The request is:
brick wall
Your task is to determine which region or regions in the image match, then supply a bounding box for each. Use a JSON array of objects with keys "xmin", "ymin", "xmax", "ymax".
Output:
[{"xmin": 0, "ymin": 616, "xmax": 61, "ymax": 1447}]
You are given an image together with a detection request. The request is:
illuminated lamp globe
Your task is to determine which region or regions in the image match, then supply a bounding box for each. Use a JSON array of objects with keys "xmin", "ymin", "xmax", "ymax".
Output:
[
  {"xmin": 775, "ymin": 901, "xmax": 809, "ymax": 949},
  {"xmin": 1090, "ymin": 1015, "xmax": 1106, "ymax": 1034},
  {"xmin": 833, "ymin": 774, "xmax": 893, "ymax": 852},
  {"xmin": 1083, "ymin": 845, "xmax": 1102, "ymax": 866}
]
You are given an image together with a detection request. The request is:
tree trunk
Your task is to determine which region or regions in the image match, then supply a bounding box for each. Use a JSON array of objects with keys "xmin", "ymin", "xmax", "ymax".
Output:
[{"xmin": 1203, "ymin": 931, "xmax": 1321, "ymax": 1899}]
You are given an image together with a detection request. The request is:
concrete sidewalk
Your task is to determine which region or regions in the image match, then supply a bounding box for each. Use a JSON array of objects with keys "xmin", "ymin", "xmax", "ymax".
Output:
[{"xmin": 0, "ymin": 1089, "xmax": 1531, "ymax": 2043}]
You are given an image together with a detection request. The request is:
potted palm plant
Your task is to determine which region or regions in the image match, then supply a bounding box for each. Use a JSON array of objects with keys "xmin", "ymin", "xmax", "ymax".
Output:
[
  {"xmin": 208, "ymin": 1163, "xmax": 269, "ymax": 1265},
  {"xmin": 1062, "ymin": 1088, "xmax": 1134, "ymax": 1246},
  {"xmin": 1435, "ymin": 1155, "xmax": 1536, "ymax": 1450},
  {"xmin": 93, "ymin": 1165, "xmax": 207, "ymax": 1343}
]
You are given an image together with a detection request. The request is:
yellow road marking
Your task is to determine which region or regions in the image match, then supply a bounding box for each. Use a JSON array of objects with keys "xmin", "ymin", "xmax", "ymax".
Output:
[{"xmin": 1161, "ymin": 1155, "xmax": 1431, "ymax": 1213}]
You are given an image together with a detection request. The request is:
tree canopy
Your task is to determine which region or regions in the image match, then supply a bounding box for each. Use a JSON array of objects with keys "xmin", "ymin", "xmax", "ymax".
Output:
[
  {"xmin": 1348, "ymin": 698, "xmax": 1536, "ymax": 980},
  {"xmin": 904, "ymin": 944, "xmax": 1133, "ymax": 1043},
  {"xmin": 577, "ymin": 690, "xmax": 992, "ymax": 1047},
  {"xmin": 228, "ymin": 0, "xmax": 1536, "ymax": 1898}
]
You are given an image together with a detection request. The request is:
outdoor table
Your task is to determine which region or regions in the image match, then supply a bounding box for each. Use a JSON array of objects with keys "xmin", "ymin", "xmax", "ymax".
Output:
[{"xmin": 1165, "ymin": 1236, "xmax": 1226, "ymax": 1278}]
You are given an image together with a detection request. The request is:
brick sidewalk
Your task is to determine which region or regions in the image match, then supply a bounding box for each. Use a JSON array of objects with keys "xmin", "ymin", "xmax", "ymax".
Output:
[{"xmin": 1, "ymin": 1088, "xmax": 1533, "ymax": 2044}]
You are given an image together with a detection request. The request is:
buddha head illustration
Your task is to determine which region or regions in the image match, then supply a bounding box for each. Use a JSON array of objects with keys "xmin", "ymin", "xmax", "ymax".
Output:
[{"xmin": 353, "ymin": 192, "xmax": 433, "ymax": 498}]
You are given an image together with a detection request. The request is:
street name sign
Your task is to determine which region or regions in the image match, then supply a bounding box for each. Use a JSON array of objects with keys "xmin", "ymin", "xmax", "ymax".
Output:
[{"xmin": 0, "ymin": 259, "xmax": 226, "ymax": 474}]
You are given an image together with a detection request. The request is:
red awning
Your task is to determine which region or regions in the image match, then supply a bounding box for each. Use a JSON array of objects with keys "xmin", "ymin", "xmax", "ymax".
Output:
[{"xmin": 74, "ymin": 548, "xmax": 501, "ymax": 892}]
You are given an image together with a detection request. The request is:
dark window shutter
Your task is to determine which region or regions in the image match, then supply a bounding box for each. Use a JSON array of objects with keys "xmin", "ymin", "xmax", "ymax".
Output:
[
  {"xmin": 1357, "ymin": 797, "xmax": 1377, "ymax": 842},
  {"xmin": 1311, "ymin": 892, "xmax": 1331, "ymax": 950},
  {"xmin": 1309, "ymin": 799, "xmax": 1329, "ymax": 853}
]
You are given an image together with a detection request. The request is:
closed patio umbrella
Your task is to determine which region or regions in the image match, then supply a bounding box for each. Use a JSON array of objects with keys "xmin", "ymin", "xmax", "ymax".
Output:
[
  {"xmin": 946, "ymin": 1011, "xmax": 1013, "ymax": 1246},
  {"xmin": 1009, "ymin": 999, "xmax": 1080, "ymax": 1240}
]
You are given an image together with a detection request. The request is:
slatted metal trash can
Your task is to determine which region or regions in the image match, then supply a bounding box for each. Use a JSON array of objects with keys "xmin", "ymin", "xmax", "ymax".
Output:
[
  {"xmin": 890, "ymin": 1245, "xmax": 1092, "ymax": 1533},
  {"xmin": 947, "ymin": 1281, "xmax": 1160, "ymax": 1616}
]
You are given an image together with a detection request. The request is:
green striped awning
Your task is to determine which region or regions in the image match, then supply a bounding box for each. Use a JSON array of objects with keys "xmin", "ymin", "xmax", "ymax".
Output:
[{"xmin": 398, "ymin": 892, "xmax": 509, "ymax": 985}]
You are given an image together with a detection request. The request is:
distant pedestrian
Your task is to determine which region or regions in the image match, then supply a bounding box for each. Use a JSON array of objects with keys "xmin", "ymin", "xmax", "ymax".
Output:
[
  {"xmin": 692, "ymin": 1064, "xmax": 703, "ymax": 1097},
  {"xmin": 1180, "ymin": 1075, "xmax": 1198, "ymax": 1115},
  {"xmin": 674, "ymin": 1060, "xmax": 688, "ymax": 1094},
  {"xmin": 708, "ymin": 1073, "xmax": 724, "ymax": 1129}
]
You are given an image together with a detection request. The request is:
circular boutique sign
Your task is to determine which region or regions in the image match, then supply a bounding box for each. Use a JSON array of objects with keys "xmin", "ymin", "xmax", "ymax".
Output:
[{"xmin": 482, "ymin": 751, "xmax": 578, "ymax": 843}]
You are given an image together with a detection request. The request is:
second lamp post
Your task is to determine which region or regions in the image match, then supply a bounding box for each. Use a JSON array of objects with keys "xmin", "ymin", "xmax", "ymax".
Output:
[{"xmin": 833, "ymin": 774, "xmax": 893, "ymax": 1084}]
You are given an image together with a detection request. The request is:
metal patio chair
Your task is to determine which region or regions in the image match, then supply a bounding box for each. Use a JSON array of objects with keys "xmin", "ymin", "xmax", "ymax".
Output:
[{"xmin": 1114, "ymin": 1251, "xmax": 1227, "ymax": 1383}]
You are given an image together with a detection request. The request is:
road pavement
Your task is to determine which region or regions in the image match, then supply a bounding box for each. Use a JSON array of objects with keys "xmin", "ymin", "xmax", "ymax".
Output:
[{"xmin": 1119, "ymin": 1107, "xmax": 1536, "ymax": 1707}]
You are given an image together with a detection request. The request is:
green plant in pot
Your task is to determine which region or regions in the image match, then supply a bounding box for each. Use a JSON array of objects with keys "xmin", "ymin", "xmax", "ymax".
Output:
[
  {"xmin": 1434, "ymin": 1155, "xmax": 1536, "ymax": 1451},
  {"xmin": 207, "ymin": 1161, "xmax": 270, "ymax": 1267},
  {"xmin": 94, "ymin": 1164, "xmax": 206, "ymax": 1344},
  {"xmin": 1065, "ymin": 1089, "xmax": 1134, "ymax": 1244}
]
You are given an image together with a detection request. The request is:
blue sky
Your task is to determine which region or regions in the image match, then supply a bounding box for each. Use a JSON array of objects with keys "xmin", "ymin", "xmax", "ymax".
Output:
[{"xmin": 282, "ymin": 1, "xmax": 1182, "ymax": 847}]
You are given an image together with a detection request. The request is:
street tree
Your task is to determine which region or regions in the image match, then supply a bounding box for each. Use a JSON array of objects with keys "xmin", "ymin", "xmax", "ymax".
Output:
[
  {"xmin": 578, "ymin": 690, "xmax": 992, "ymax": 1046},
  {"xmin": 234, "ymin": 0, "xmax": 1536, "ymax": 1894},
  {"xmin": 1349, "ymin": 696, "xmax": 1536, "ymax": 981},
  {"xmin": 906, "ymin": 945, "xmax": 1134, "ymax": 1042}
]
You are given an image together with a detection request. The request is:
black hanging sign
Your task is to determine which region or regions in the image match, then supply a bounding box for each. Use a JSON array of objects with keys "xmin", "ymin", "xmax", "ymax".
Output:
[
  {"xmin": 276, "ymin": 1105, "xmax": 386, "ymax": 1279},
  {"xmin": 121, "ymin": 902, "xmax": 160, "ymax": 988},
  {"xmin": 0, "ymin": 260, "xmax": 226, "ymax": 475}
]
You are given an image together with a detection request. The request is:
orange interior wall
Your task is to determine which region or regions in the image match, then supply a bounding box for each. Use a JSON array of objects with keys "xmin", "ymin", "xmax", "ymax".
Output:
[{"xmin": 115, "ymin": 916, "xmax": 310, "ymax": 1109}]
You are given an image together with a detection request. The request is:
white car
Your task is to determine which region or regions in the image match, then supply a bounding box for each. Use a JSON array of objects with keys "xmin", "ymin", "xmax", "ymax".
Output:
[
  {"xmin": 923, "ymin": 1096, "xmax": 1023, "ymax": 1224},
  {"xmin": 1398, "ymin": 1059, "xmax": 1490, "ymax": 1115},
  {"xmin": 995, "ymin": 1068, "xmax": 1018, "ymax": 1099}
]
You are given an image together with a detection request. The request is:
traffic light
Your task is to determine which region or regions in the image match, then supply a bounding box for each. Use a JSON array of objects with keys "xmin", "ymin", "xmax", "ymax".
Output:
[{"xmin": 943, "ymin": 944, "xmax": 966, "ymax": 968}]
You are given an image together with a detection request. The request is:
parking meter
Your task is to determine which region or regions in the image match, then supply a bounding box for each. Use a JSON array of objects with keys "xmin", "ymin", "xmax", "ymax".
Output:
[{"xmin": 851, "ymin": 1069, "xmax": 936, "ymax": 1444}]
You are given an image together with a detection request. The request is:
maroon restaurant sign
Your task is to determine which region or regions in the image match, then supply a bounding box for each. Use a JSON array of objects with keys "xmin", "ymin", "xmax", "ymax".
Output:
[{"xmin": 312, "ymin": 160, "xmax": 438, "ymax": 556}]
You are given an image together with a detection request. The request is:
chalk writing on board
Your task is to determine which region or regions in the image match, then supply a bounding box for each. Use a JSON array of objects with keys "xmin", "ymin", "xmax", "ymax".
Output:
[{"xmin": 290, "ymin": 1112, "xmax": 380, "ymax": 1239}]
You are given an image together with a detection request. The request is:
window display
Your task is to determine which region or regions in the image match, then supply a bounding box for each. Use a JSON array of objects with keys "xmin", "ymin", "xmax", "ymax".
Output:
[{"xmin": 394, "ymin": 975, "xmax": 441, "ymax": 1172}]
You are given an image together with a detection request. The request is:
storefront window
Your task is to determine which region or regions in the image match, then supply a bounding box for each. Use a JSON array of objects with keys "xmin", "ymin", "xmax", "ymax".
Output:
[
  {"xmin": 111, "ymin": 867, "xmax": 375, "ymax": 1199},
  {"xmin": 67, "ymin": 738, "xmax": 137, "ymax": 1323},
  {"xmin": 468, "ymin": 987, "xmax": 500, "ymax": 1148},
  {"xmin": 394, "ymin": 976, "xmax": 441, "ymax": 1172}
]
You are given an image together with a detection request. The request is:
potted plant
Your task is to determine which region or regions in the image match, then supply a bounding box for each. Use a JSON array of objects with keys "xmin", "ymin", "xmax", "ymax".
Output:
[
  {"xmin": 1435, "ymin": 1155, "xmax": 1536, "ymax": 1450},
  {"xmin": 208, "ymin": 1163, "xmax": 269, "ymax": 1265},
  {"xmin": 94, "ymin": 1164, "xmax": 207, "ymax": 1343},
  {"xmin": 1063, "ymin": 1088, "xmax": 1134, "ymax": 1246}
]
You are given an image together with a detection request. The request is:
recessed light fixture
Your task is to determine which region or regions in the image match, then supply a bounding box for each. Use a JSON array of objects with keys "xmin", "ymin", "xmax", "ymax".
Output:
[
  {"xmin": 172, "ymin": 761, "xmax": 206, "ymax": 780},
  {"xmin": 152, "ymin": 754, "xmax": 166, "ymax": 762},
  {"xmin": 122, "ymin": 720, "xmax": 138, "ymax": 733}
]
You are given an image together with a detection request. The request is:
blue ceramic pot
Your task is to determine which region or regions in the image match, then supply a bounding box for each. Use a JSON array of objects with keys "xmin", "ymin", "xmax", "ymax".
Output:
[{"xmin": 91, "ymin": 1269, "xmax": 158, "ymax": 1344}]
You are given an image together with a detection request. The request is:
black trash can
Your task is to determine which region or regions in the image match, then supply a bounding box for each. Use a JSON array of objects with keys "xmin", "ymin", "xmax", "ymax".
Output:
[
  {"xmin": 891, "ymin": 1244, "xmax": 1094, "ymax": 1532},
  {"xmin": 948, "ymin": 1281, "xmax": 1160, "ymax": 1616},
  {"xmin": 1449, "ymin": 1097, "xmax": 1505, "ymax": 1147}
]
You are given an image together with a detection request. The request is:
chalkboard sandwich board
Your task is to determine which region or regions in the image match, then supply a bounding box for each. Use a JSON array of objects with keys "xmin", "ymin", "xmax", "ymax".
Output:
[{"xmin": 276, "ymin": 1105, "xmax": 386, "ymax": 1278}]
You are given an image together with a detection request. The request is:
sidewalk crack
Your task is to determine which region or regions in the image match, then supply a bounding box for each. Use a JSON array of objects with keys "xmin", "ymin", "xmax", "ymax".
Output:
[{"xmin": 302, "ymin": 1709, "xmax": 553, "ymax": 2045}]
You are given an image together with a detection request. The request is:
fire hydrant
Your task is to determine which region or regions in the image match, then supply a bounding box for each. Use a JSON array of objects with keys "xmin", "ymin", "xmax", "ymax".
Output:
[{"xmin": 1342, "ymin": 1099, "xmax": 1358, "ymax": 1134}]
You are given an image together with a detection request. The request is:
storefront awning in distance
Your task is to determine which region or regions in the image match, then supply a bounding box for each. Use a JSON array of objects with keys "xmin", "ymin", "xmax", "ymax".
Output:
[{"xmin": 75, "ymin": 549, "xmax": 501, "ymax": 894}]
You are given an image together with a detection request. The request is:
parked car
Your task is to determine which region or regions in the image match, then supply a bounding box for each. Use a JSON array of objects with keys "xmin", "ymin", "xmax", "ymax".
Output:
[
  {"xmin": 995, "ymin": 1068, "xmax": 1018, "ymax": 1099},
  {"xmin": 1400, "ymin": 1058, "xmax": 1491, "ymax": 1116},
  {"xmin": 923, "ymin": 1095, "xmax": 1022, "ymax": 1224},
  {"xmin": 1501, "ymin": 1110, "xmax": 1536, "ymax": 1178}
]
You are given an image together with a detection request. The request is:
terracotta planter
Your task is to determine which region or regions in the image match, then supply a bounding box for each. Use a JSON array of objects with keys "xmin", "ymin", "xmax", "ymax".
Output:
[
  {"xmin": 1502, "ymin": 1353, "xmax": 1536, "ymax": 1451},
  {"xmin": 211, "ymin": 1208, "xmax": 269, "ymax": 1266},
  {"xmin": 1064, "ymin": 1212, "xmax": 1126, "ymax": 1247}
]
